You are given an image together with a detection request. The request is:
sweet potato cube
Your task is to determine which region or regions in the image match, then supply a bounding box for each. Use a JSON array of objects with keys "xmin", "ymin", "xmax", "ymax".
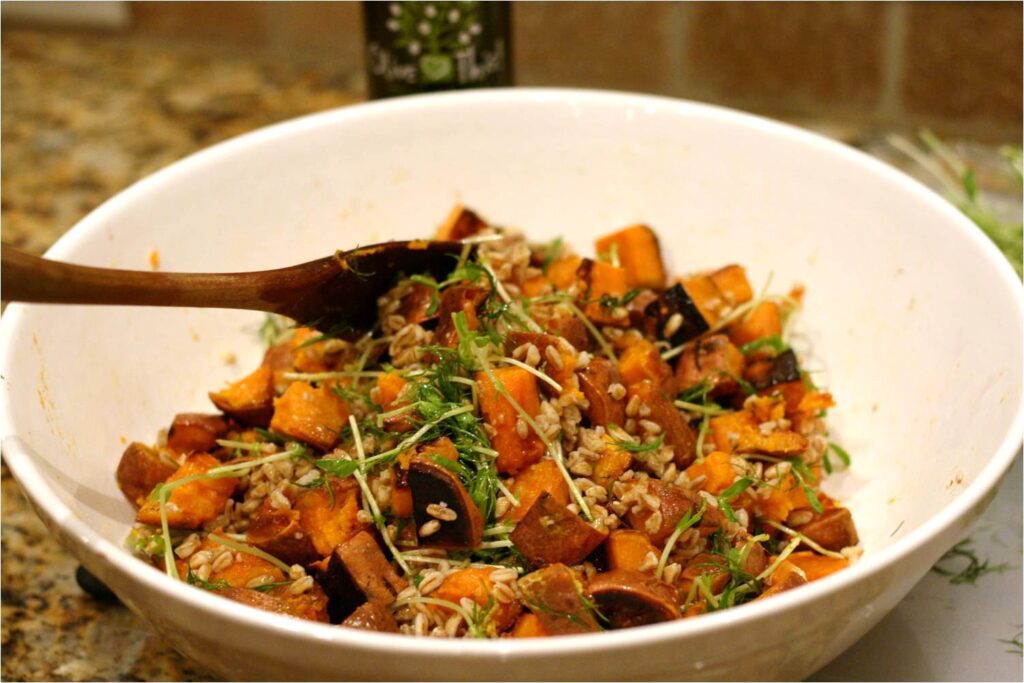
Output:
[
  {"xmin": 433, "ymin": 284, "xmax": 490, "ymax": 349},
  {"xmin": 546, "ymin": 256, "xmax": 583, "ymax": 291},
  {"xmin": 709, "ymin": 265, "xmax": 753, "ymax": 307},
  {"xmin": 167, "ymin": 413, "xmax": 229, "ymax": 454},
  {"xmin": 209, "ymin": 365, "xmax": 275, "ymax": 427},
  {"xmin": 592, "ymin": 444, "xmax": 633, "ymax": 490},
  {"xmin": 785, "ymin": 551, "xmax": 849, "ymax": 582},
  {"xmin": 794, "ymin": 507, "xmax": 859, "ymax": 551},
  {"xmin": 246, "ymin": 503, "xmax": 320, "ymax": 566},
  {"xmin": 606, "ymin": 529, "xmax": 659, "ymax": 573},
  {"xmin": 625, "ymin": 381, "xmax": 697, "ymax": 467},
  {"xmin": 220, "ymin": 584, "xmax": 329, "ymax": 623},
  {"xmin": 594, "ymin": 224, "xmax": 667, "ymax": 290},
  {"xmin": 517, "ymin": 563, "xmax": 600, "ymax": 634},
  {"xmin": 436, "ymin": 204, "xmax": 487, "ymax": 240},
  {"xmin": 116, "ymin": 442, "xmax": 178, "ymax": 507},
  {"xmin": 511, "ymin": 612, "xmax": 551, "ymax": 638},
  {"xmin": 624, "ymin": 480, "xmax": 699, "ymax": 545},
  {"xmin": 709, "ymin": 410, "xmax": 807, "ymax": 456},
  {"xmin": 728, "ymin": 301, "xmax": 782, "ymax": 347},
  {"xmin": 683, "ymin": 450, "xmax": 737, "ymax": 495},
  {"xmin": 433, "ymin": 567, "xmax": 522, "ymax": 634},
  {"xmin": 476, "ymin": 367, "xmax": 546, "ymax": 474},
  {"xmin": 373, "ymin": 371, "xmax": 414, "ymax": 433},
  {"xmin": 577, "ymin": 357, "xmax": 627, "ymax": 428},
  {"xmin": 577, "ymin": 259, "xmax": 631, "ymax": 327},
  {"xmin": 342, "ymin": 602, "xmax": 399, "ymax": 632},
  {"xmin": 136, "ymin": 453, "xmax": 236, "ymax": 528},
  {"xmin": 289, "ymin": 327, "xmax": 337, "ymax": 373},
  {"xmin": 505, "ymin": 331, "xmax": 576, "ymax": 389},
  {"xmin": 293, "ymin": 477, "xmax": 367, "ymax": 557},
  {"xmin": 680, "ymin": 275, "xmax": 724, "ymax": 325},
  {"xmin": 619, "ymin": 340, "xmax": 676, "ymax": 395},
  {"xmin": 269, "ymin": 381, "xmax": 350, "ymax": 451},
  {"xmin": 510, "ymin": 492, "xmax": 607, "ymax": 567},
  {"xmin": 756, "ymin": 559, "xmax": 808, "ymax": 600},
  {"xmin": 504, "ymin": 460, "xmax": 570, "ymax": 522}
]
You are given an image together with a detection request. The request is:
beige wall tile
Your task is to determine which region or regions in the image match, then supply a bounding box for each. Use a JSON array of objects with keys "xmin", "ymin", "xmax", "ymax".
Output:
[
  {"xmin": 902, "ymin": 2, "xmax": 1022, "ymax": 124},
  {"xmin": 131, "ymin": 1, "xmax": 269, "ymax": 48},
  {"xmin": 513, "ymin": 1, "xmax": 675, "ymax": 92},
  {"xmin": 685, "ymin": 2, "xmax": 886, "ymax": 110}
]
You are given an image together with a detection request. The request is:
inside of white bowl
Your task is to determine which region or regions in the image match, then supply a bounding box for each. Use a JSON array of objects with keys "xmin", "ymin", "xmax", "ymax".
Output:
[{"xmin": 3, "ymin": 91, "xmax": 1021, "ymax": 574}]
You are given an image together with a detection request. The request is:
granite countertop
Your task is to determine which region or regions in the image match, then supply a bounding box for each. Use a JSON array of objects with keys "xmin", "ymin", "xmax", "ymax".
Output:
[{"xmin": 2, "ymin": 28, "xmax": 1021, "ymax": 683}]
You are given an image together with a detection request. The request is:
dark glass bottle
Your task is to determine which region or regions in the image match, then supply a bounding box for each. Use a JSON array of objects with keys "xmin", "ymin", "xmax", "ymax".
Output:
[{"xmin": 363, "ymin": 1, "xmax": 512, "ymax": 99}]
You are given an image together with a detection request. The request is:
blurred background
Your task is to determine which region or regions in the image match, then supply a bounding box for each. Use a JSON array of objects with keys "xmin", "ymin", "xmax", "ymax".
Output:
[{"xmin": 2, "ymin": 3, "xmax": 1021, "ymax": 681}]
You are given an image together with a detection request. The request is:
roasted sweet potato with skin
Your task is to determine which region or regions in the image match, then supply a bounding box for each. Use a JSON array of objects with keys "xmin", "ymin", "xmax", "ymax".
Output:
[
  {"xmin": 728, "ymin": 301, "xmax": 782, "ymax": 347},
  {"xmin": 709, "ymin": 410, "xmax": 808, "ymax": 456},
  {"xmin": 680, "ymin": 274, "xmax": 723, "ymax": 326},
  {"xmin": 476, "ymin": 367, "xmax": 546, "ymax": 474},
  {"xmin": 341, "ymin": 602, "xmax": 399, "ymax": 632},
  {"xmin": 511, "ymin": 612, "xmax": 551, "ymax": 638},
  {"xmin": 409, "ymin": 455, "xmax": 484, "ymax": 549},
  {"xmin": 209, "ymin": 365, "xmax": 276, "ymax": 427},
  {"xmin": 592, "ymin": 444, "xmax": 633, "ymax": 491},
  {"xmin": 624, "ymin": 479, "xmax": 698, "ymax": 545},
  {"xmin": 313, "ymin": 530, "xmax": 409, "ymax": 623},
  {"xmin": 675, "ymin": 335, "xmax": 745, "ymax": 397},
  {"xmin": 644, "ymin": 283, "xmax": 710, "ymax": 347},
  {"xmin": 793, "ymin": 507, "xmax": 859, "ymax": 551},
  {"xmin": 517, "ymin": 563, "xmax": 601, "ymax": 634},
  {"xmin": 432, "ymin": 568, "xmax": 522, "ymax": 634},
  {"xmin": 606, "ymin": 530, "xmax": 659, "ymax": 573},
  {"xmin": 246, "ymin": 503, "xmax": 320, "ymax": 566},
  {"xmin": 434, "ymin": 283, "xmax": 490, "ymax": 349},
  {"xmin": 537, "ymin": 313, "xmax": 591, "ymax": 352},
  {"xmin": 269, "ymin": 381, "xmax": 351, "ymax": 451},
  {"xmin": 588, "ymin": 569, "xmax": 681, "ymax": 628},
  {"xmin": 625, "ymin": 381, "xmax": 698, "ymax": 467},
  {"xmin": 510, "ymin": 492, "xmax": 608, "ymax": 567},
  {"xmin": 619, "ymin": 340, "xmax": 677, "ymax": 396},
  {"xmin": 398, "ymin": 282, "xmax": 439, "ymax": 326},
  {"xmin": 744, "ymin": 349, "xmax": 800, "ymax": 391},
  {"xmin": 576, "ymin": 259, "xmax": 632, "ymax": 327},
  {"xmin": 136, "ymin": 453, "xmax": 236, "ymax": 528},
  {"xmin": 436, "ymin": 204, "xmax": 487, "ymax": 240},
  {"xmin": 594, "ymin": 224, "xmax": 667, "ymax": 290},
  {"xmin": 680, "ymin": 553, "xmax": 731, "ymax": 594},
  {"xmin": 503, "ymin": 460, "xmax": 570, "ymax": 522},
  {"xmin": 116, "ymin": 442, "xmax": 178, "ymax": 507},
  {"xmin": 785, "ymin": 551, "xmax": 849, "ymax": 582},
  {"xmin": 505, "ymin": 331, "xmax": 577, "ymax": 389},
  {"xmin": 167, "ymin": 413, "xmax": 229, "ymax": 454},
  {"xmin": 577, "ymin": 357, "xmax": 627, "ymax": 428},
  {"xmin": 219, "ymin": 584, "xmax": 329, "ymax": 623},
  {"xmin": 293, "ymin": 476, "xmax": 366, "ymax": 557},
  {"xmin": 756, "ymin": 473, "xmax": 816, "ymax": 523}
]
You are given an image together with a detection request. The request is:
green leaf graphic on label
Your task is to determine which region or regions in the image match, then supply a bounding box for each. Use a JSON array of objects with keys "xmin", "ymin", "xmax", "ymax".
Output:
[{"xmin": 420, "ymin": 54, "xmax": 454, "ymax": 82}]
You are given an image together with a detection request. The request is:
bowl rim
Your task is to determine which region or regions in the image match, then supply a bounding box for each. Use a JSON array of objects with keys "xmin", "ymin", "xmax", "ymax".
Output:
[{"xmin": 2, "ymin": 86, "xmax": 1022, "ymax": 659}]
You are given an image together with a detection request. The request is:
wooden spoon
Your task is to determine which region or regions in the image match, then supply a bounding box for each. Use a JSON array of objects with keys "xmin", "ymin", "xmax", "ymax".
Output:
[{"xmin": 1, "ymin": 240, "xmax": 465, "ymax": 336}]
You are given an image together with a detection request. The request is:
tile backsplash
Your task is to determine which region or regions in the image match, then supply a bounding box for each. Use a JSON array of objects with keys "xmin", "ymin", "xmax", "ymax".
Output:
[{"xmin": 5, "ymin": 1, "xmax": 1020, "ymax": 141}]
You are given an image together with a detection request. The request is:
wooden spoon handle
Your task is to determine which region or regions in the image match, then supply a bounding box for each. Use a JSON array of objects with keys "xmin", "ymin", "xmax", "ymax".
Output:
[{"xmin": 1, "ymin": 244, "xmax": 281, "ymax": 313}]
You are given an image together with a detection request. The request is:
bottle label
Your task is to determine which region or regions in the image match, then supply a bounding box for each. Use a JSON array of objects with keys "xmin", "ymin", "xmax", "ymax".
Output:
[{"xmin": 366, "ymin": 2, "xmax": 509, "ymax": 92}]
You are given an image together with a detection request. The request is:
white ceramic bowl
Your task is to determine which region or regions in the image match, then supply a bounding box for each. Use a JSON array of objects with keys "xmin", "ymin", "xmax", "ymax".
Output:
[{"xmin": 2, "ymin": 89, "xmax": 1021, "ymax": 681}]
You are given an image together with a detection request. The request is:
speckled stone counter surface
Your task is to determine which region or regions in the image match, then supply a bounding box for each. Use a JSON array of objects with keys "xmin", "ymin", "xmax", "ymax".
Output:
[{"xmin": 2, "ymin": 27, "xmax": 1021, "ymax": 683}]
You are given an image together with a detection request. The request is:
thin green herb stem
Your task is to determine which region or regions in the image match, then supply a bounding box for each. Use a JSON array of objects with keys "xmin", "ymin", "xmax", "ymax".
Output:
[
  {"xmin": 764, "ymin": 519, "xmax": 846, "ymax": 560},
  {"xmin": 282, "ymin": 370, "xmax": 384, "ymax": 382},
  {"xmin": 208, "ymin": 534, "xmax": 292, "ymax": 575},
  {"xmin": 496, "ymin": 356, "xmax": 563, "ymax": 392},
  {"xmin": 674, "ymin": 400, "xmax": 730, "ymax": 416}
]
